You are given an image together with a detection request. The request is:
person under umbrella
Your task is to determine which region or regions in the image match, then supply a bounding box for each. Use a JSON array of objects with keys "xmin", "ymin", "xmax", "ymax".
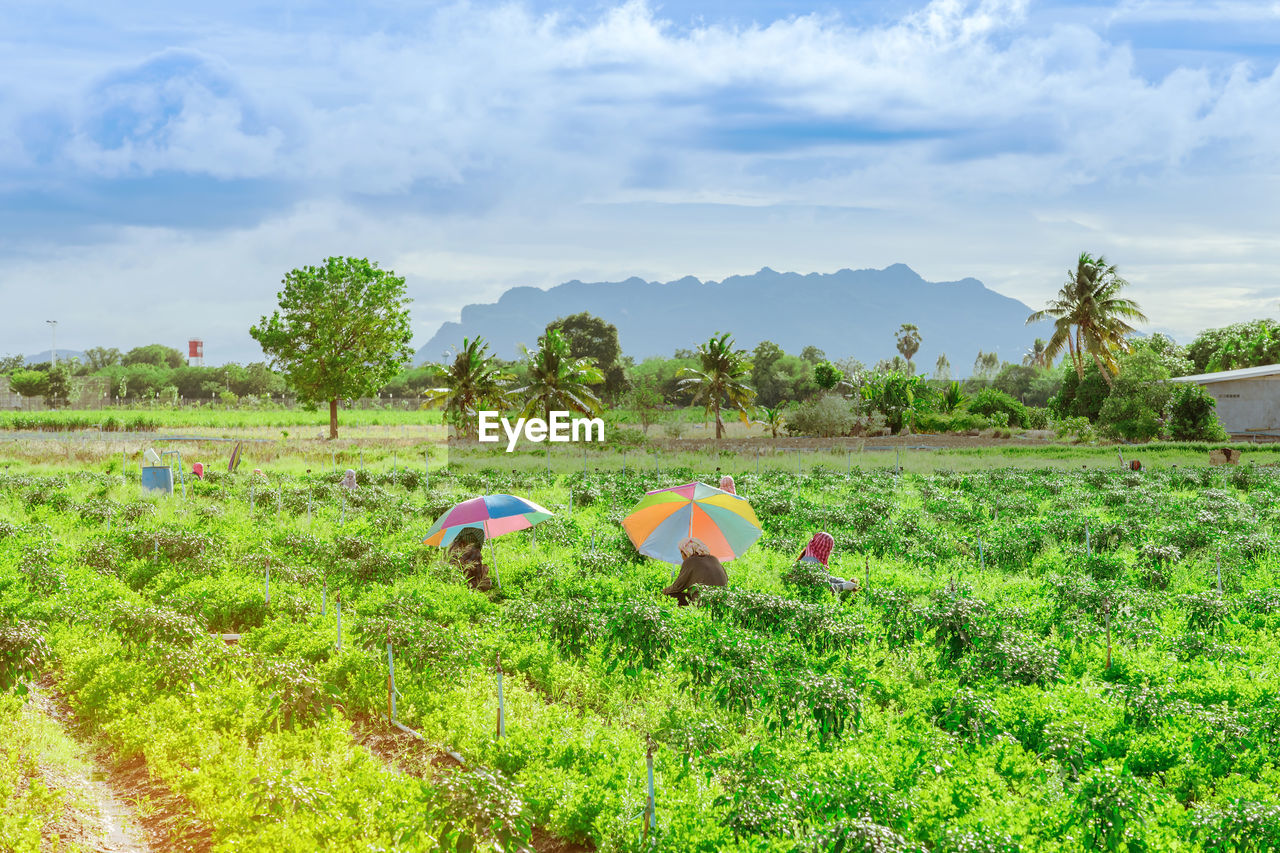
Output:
[
  {"xmin": 796, "ymin": 531, "xmax": 858, "ymax": 594},
  {"xmin": 719, "ymin": 475, "xmax": 737, "ymax": 495},
  {"xmin": 663, "ymin": 537, "xmax": 727, "ymax": 606}
]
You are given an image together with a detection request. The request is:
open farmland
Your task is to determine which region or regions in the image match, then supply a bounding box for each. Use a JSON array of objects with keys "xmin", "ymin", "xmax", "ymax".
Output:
[{"xmin": 2, "ymin": 451, "xmax": 1280, "ymax": 851}]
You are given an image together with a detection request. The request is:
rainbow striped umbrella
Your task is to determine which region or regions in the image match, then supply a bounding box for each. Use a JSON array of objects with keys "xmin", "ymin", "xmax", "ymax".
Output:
[
  {"xmin": 422, "ymin": 494, "xmax": 554, "ymax": 548},
  {"xmin": 622, "ymin": 482, "xmax": 762, "ymax": 565}
]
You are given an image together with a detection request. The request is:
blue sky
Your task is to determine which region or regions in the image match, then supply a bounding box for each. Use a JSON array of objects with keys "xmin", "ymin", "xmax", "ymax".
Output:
[{"xmin": 2, "ymin": 0, "xmax": 1278, "ymax": 364}]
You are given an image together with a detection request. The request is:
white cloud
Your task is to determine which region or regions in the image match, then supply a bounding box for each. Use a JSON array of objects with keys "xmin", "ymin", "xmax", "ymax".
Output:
[{"xmin": 1, "ymin": 0, "xmax": 1279, "ymax": 359}]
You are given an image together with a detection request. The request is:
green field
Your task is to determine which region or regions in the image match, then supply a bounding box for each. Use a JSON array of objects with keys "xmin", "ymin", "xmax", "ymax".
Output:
[{"xmin": 2, "ymin": 449, "xmax": 1280, "ymax": 851}]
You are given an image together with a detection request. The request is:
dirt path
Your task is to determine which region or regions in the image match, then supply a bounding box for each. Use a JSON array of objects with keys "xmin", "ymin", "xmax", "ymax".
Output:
[{"xmin": 22, "ymin": 683, "xmax": 152, "ymax": 853}]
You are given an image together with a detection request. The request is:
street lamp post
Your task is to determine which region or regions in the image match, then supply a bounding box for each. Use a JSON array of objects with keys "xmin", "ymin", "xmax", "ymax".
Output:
[{"xmin": 45, "ymin": 320, "xmax": 57, "ymax": 366}]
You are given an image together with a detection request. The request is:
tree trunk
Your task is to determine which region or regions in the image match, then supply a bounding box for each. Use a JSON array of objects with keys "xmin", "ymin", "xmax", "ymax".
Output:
[
  {"xmin": 714, "ymin": 400, "xmax": 723, "ymax": 440},
  {"xmin": 1069, "ymin": 329, "xmax": 1083, "ymax": 380},
  {"xmin": 1091, "ymin": 351, "xmax": 1114, "ymax": 388},
  {"xmin": 329, "ymin": 398, "xmax": 339, "ymax": 440}
]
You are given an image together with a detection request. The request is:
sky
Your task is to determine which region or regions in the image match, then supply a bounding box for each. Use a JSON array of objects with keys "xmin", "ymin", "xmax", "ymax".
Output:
[{"xmin": 2, "ymin": 0, "xmax": 1278, "ymax": 365}]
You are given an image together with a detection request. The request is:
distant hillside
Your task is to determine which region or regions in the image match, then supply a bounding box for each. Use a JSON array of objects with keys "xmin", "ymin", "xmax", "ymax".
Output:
[
  {"xmin": 421, "ymin": 264, "xmax": 1052, "ymax": 376},
  {"xmin": 24, "ymin": 350, "xmax": 86, "ymax": 365}
]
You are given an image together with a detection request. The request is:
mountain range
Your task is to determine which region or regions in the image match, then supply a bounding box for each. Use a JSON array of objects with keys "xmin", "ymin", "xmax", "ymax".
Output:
[{"xmin": 420, "ymin": 264, "xmax": 1052, "ymax": 375}]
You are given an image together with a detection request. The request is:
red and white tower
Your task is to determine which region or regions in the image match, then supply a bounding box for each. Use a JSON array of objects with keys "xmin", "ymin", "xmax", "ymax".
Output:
[{"xmin": 188, "ymin": 338, "xmax": 204, "ymax": 367}]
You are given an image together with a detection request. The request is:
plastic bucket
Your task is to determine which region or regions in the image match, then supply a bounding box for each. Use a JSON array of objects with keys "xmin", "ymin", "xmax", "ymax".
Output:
[{"xmin": 141, "ymin": 465, "xmax": 174, "ymax": 495}]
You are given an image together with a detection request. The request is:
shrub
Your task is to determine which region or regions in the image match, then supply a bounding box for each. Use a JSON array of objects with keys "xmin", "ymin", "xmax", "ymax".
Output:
[
  {"xmin": 786, "ymin": 394, "xmax": 856, "ymax": 437},
  {"xmin": 968, "ymin": 388, "xmax": 1028, "ymax": 429},
  {"xmin": 1168, "ymin": 384, "xmax": 1229, "ymax": 441}
]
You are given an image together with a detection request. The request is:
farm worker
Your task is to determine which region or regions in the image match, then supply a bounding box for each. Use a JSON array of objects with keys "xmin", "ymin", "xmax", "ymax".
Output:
[
  {"xmin": 719, "ymin": 475, "xmax": 736, "ymax": 495},
  {"xmin": 341, "ymin": 469, "xmax": 358, "ymax": 490},
  {"xmin": 191, "ymin": 462, "xmax": 204, "ymax": 480},
  {"xmin": 796, "ymin": 532, "xmax": 858, "ymax": 594},
  {"xmin": 449, "ymin": 535, "xmax": 492, "ymax": 591},
  {"xmin": 663, "ymin": 537, "xmax": 727, "ymax": 606}
]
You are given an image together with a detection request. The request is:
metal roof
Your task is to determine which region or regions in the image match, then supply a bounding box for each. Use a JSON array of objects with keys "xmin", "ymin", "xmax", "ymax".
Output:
[{"xmin": 1170, "ymin": 363, "xmax": 1280, "ymax": 384}]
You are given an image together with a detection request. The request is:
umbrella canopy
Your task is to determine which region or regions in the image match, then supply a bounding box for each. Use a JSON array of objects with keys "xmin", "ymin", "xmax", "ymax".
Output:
[
  {"xmin": 622, "ymin": 481, "xmax": 762, "ymax": 564},
  {"xmin": 423, "ymin": 494, "xmax": 554, "ymax": 547}
]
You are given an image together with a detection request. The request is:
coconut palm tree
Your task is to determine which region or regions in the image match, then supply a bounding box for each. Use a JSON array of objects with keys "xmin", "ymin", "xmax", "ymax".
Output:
[
  {"xmin": 677, "ymin": 333, "xmax": 756, "ymax": 439},
  {"xmin": 1023, "ymin": 337, "xmax": 1049, "ymax": 368},
  {"xmin": 1027, "ymin": 253, "xmax": 1147, "ymax": 387},
  {"xmin": 426, "ymin": 337, "xmax": 511, "ymax": 438},
  {"xmin": 515, "ymin": 328, "xmax": 604, "ymax": 421}
]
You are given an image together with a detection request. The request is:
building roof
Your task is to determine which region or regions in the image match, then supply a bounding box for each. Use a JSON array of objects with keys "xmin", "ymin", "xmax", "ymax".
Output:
[{"xmin": 1170, "ymin": 363, "xmax": 1280, "ymax": 385}]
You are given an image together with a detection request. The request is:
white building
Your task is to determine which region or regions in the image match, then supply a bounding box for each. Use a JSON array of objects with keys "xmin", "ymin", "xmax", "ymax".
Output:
[{"xmin": 1170, "ymin": 364, "xmax": 1280, "ymax": 437}]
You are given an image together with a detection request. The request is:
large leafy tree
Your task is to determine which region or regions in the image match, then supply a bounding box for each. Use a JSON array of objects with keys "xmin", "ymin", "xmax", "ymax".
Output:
[
  {"xmin": 677, "ymin": 333, "xmax": 756, "ymax": 439},
  {"xmin": 1027, "ymin": 253, "xmax": 1147, "ymax": 387},
  {"xmin": 517, "ymin": 328, "xmax": 604, "ymax": 421},
  {"xmin": 123, "ymin": 344, "xmax": 185, "ymax": 369},
  {"xmin": 544, "ymin": 312, "xmax": 627, "ymax": 401},
  {"xmin": 427, "ymin": 337, "xmax": 511, "ymax": 438},
  {"xmin": 250, "ymin": 257, "xmax": 413, "ymax": 439}
]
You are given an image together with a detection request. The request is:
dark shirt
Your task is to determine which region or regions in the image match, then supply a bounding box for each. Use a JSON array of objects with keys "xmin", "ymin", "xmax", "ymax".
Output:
[
  {"xmin": 664, "ymin": 554, "xmax": 727, "ymax": 600},
  {"xmin": 452, "ymin": 546, "xmax": 492, "ymax": 591}
]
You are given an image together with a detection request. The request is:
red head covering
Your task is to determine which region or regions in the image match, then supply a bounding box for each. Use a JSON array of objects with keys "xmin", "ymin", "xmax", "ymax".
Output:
[
  {"xmin": 719, "ymin": 475, "xmax": 736, "ymax": 495},
  {"xmin": 803, "ymin": 532, "xmax": 835, "ymax": 566}
]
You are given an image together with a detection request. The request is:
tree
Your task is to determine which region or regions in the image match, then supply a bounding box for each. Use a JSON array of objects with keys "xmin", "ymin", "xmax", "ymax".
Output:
[
  {"xmin": 753, "ymin": 406, "xmax": 786, "ymax": 438},
  {"xmin": 800, "ymin": 346, "xmax": 826, "ymax": 364},
  {"xmin": 1168, "ymin": 384, "xmax": 1228, "ymax": 441},
  {"xmin": 44, "ymin": 362, "xmax": 72, "ymax": 408},
  {"xmin": 813, "ymin": 361, "xmax": 844, "ymax": 393},
  {"xmin": 427, "ymin": 337, "xmax": 511, "ymax": 438},
  {"xmin": 517, "ymin": 328, "xmax": 604, "ymax": 421},
  {"xmin": 1187, "ymin": 319, "xmax": 1280, "ymax": 373},
  {"xmin": 1027, "ymin": 253, "xmax": 1148, "ymax": 387},
  {"xmin": 250, "ymin": 257, "xmax": 414, "ymax": 439},
  {"xmin": 972, "ymin": 351, "xmax": 1001, "ymax": 382},
  {"xmin": 545, "ymin": 312, "xmax": 628, "ymax": 401},
  {"xmin": 123, "ymin": 344, "xmax": 185, "ymax": 369},
  {"xmin": 751, "ymin": 341, "xmax": 787, "ymax": 408},
  {"xmin": 677, "ymin": 333, "xmax": 756, "ymax": 439},
  {"xmin": 934, "ymin": 353, "xmax": 951, "ymax": 381},
  {"xmin": 0, "ymin": 354, "xmax": 24, "ymax": 373},
  {"xmin": 626, "ymin": 381, "xmax": 665, "ymax": 434},
  {"xmin": 1097, "ymin": 348, "xmax": 1173, "ymax": 441},
  {"xmin": 83, "ymin": 347, "xmax": 123, "ymax": 370},
  {"xmin": 1023, "ymin": 338, "xmax": 1049, "ymax": 368},
  {"xmin": 895, "ymin": 324, "xmax": 922, "ymax": 369},
  {"xmin": 8, "ymin": 369, "xmax": 48, "ymax": 399}
]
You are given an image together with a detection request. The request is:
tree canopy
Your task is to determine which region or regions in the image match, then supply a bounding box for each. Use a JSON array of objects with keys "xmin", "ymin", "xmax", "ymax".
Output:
[
  {"xmin": 544, "ymin": 312, "xmax": 627, "ymax": 401},
  {"xmin": 250, "ymin": 256, "xmax": 413, "ymax": 438}
]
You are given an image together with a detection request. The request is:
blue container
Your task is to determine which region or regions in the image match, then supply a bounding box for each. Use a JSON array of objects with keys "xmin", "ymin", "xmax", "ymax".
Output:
[{"xmin": 141, "ymin": 465, "xmax": 174, "ymax": 495}]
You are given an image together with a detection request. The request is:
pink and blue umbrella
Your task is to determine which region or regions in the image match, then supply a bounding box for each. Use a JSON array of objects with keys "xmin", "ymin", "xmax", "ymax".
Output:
[{"xmin": 422, "ymin": 493, "xmax": 554, "ymax": 547}]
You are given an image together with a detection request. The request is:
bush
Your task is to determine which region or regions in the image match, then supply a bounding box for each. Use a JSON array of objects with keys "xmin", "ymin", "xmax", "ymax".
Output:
[
  {"xmin": 1055, "ymin": 416, "xmax": 1096, "ymax": 443},
  {"xmin": 968, "ymin": 388, "xmax": 1027, "ymax": 428},
  {"xmin": 1025, "ymin": 406, "xmax": 1050, "ymax": 429},
  {"xmin": 1168, "ymin": 384, "xmax": 1228, "ymax": 441},
  {"xmin": 785, "ymin": 394, "xmax": 855, "ymax": 437}
]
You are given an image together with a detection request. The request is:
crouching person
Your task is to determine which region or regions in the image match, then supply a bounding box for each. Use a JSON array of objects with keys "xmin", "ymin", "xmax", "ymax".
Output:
[
  {"xmin": 797, "ymin": 532, "xmax": 858, "ymax": 595},
  {"xmin": 663, "ymin": 537, "xmax": 727, "ymax": 606},
  {"xmin": 450, "ymin": 532, "xmax": 493, "ymax": 591}
]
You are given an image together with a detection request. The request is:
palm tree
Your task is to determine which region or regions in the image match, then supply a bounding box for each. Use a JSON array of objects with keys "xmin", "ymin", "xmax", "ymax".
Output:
[
  {"xmin": 1023, "ymin": 337, "xmax": 1049, "ymax": 368},
  {"xmin": 515, "ymin": 328, "xmax": 604, "ymax": 421},
  {"xmin": 1027, "ymin": 253, "xmax": 1147, "ymax": 387},
  {"xmin": 677, "ymin": 333, "xmax": 756, "ymax": 439},
  {"xmin": 426, "ymin": 337, "xmax": 511, "ymax": 438},
  {"xmin": 753, "ymin": 405, "xmax": 786, "ymax": 438},
  {"xmin": 896, "ymin": 323, "xmax": 922, "ymax": 369}
]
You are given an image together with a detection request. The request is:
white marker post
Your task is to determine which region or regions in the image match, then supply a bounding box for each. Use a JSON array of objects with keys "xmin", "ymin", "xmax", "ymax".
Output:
[{"xmin": 496, "ymin": 653, "xmax": 505, "ymax": 739}]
